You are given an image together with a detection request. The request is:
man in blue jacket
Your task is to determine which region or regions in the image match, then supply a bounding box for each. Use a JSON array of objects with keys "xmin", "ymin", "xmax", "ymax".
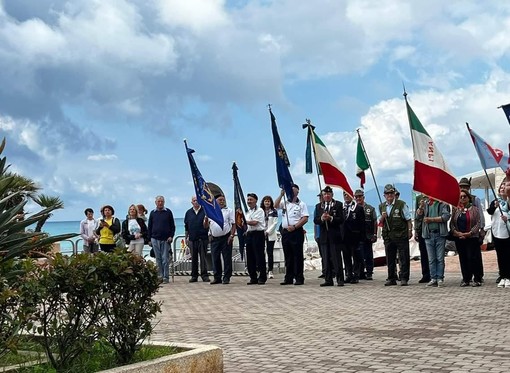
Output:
[{"xmin": 148, "ymin": 195, "xmax": 176, "ymax": 284}]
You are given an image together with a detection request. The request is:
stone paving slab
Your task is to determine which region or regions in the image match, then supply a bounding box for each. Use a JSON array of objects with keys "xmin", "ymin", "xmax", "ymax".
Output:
[{"xmin": 151, "ymin": 250, "xmax": 510, "ymax": 373}]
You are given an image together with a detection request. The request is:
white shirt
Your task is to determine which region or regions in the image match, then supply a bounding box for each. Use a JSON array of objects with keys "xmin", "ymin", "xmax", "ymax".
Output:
[
  {"xmin": 245, "ymin": 206, "xmax": 265, "ymax": 232},
  {"xmin": 209, "ymin": 207, "xmax": 235, "ymax": 237},
  {"xmin": 128, "ymin": 218, "xmax": 144, "ymax": 244},
  {"xmin": 279, "ymin": 199, "xmax": 309, "ymax": 229}
]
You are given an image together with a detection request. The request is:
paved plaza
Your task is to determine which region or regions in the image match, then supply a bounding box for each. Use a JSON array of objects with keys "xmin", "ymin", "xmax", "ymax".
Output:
[{"xmin": 152, "ymin": 250, "xmax": 510, "ymax": 372}]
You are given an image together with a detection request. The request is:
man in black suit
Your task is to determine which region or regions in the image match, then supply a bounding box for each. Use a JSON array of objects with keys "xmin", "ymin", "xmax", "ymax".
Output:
[
  {"xmin": 342, "ymin": 191, "xmax": 366, "ymax": 284},
  {"xmin": 314, "ymin": 186, "xmax": 345, "ymax": 287}
]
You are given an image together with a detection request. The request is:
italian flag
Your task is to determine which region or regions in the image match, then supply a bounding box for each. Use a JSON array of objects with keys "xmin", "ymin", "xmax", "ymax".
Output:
[
  {"xmin": 312, "ymin": 131, "xmax": 354, "ymax": 197},
  {"xmin": 356, "ymin": 135, "xmax": 369, "ymax": 188},
  {"xmin": 406, "ymin": 99, "xmax": 460, "ymax": 206}
]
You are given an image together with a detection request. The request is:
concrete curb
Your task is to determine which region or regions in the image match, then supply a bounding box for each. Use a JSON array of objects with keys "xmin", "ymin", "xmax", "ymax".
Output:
[{"xmin": 99, "ymin": 341, "xmax": 223, "ymax": 373}]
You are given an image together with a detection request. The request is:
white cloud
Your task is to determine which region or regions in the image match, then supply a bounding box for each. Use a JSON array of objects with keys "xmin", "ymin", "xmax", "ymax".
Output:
[
  {"xmin": 87, "ymin": 154, "xmax": 118, "ymax": 161},
  {"xmin": 156, "ymin": 0, "xmax": 228, "ymax": 33}
]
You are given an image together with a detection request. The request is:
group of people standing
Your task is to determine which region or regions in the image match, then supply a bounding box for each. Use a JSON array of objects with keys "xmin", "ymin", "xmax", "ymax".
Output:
[
  {"xmin": 80, "ymin": 196, "xmax": 176, "ymax": 283},
  {"xmin": 80, "ymin": 176, "xmax": 509, "ymax": 289}
]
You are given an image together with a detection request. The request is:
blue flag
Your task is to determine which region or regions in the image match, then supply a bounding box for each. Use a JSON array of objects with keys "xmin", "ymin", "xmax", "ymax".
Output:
[
  {"xmin": 270, "ymin": 108, "xmax": 294, "ymax": 200},
  {"xmin": 232, "ymin": 162, "xmax": 247, "ymax": 232},
  {"xmin": 184, "ymin": 141, "xmax": 224, "ymax": 228},
  {"xmin": 501, "ymin": 104, "xmax": 510, "ymax": 126}
]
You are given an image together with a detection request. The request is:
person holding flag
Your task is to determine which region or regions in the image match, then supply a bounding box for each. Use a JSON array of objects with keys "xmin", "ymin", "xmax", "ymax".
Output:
[
  {"xmin": 205, "ymin": 194, "xmax": 236, "ymax": 285},
  {"xmin": 275, "ymin": 184, "xmax": 309, "ymax": 286}
]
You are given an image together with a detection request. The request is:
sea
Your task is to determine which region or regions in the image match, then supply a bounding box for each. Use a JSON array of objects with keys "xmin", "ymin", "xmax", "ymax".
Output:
[{"xmin": 38, "ymin": 218, "xmax": 317, "ymax": 255}]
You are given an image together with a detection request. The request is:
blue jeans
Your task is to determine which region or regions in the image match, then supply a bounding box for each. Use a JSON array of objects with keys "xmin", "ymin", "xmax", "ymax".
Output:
[
  {"xmin": 151, "ymin": 239, "xmax": 171, "ymax": 281},
  {"xmin": 424, "ymin": 232, "xmax": 446, "ymax": 280}
]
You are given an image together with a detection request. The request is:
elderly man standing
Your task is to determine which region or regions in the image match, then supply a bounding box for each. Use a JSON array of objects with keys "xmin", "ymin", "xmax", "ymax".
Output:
[
  {"xmin": 379, "ymin": 184, "xmax": 413, "ymax": 286},
  {"xmin": 275, "ymin": 184, "xmax": 309, "ymax": 286},
  {"xmin": 354, "ymin": 189, "xmax": 377, "ymax": 281},
  {"xmin": 206, "ymin": 194, "xmax": 236, "ymax": 285},
  {"xmin": 245, "ymin": 193, "xmax": 267, "ymax": 285},
  {"xmin": 314, "ymin": 186, "xmax": 345, "ymax": 287},
  {"xmin": 184, "ymin": 196, "xmax": 210, "ymax": 283},
  {"xmin": 148, "ymin": 196, "xmax": 176, "ymax": 284}
]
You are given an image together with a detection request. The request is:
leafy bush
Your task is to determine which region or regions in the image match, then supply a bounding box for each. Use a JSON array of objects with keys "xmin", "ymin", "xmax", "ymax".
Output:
[
  {"xmin": 23, "ymin": 252, "xmax": 161, "ymax": 370},
  {"xmin": 95, "ymin": 250, "xmax": 162, "ymax": 364}
]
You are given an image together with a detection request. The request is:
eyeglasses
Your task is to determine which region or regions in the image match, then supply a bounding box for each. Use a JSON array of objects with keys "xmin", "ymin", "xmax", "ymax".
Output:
[
  {"xmin": 460, "ymin": 195, "xmax": 468, "ymax": 199},
  {"xmin": 355, "ymin": 196, "xmax": 363, "ymax": 199}
]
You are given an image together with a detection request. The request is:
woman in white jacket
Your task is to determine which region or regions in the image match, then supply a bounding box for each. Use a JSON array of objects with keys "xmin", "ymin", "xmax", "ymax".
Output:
[
  {"xmin": 488, "ymin": 181, "xmax": 510, "ymax": 288},
  {"xmin": 261, "ymin": 196, "xmax": 279, "ymax": 279}
]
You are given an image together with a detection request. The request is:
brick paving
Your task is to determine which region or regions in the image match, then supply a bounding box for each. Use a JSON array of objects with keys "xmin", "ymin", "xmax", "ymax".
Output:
[{"xmin": 152, "ymin": 250, "xmax": 510, "ymax": 372}]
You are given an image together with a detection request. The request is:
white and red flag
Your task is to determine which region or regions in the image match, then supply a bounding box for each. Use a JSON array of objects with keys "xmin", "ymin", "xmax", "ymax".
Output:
[{"xmin": 406, "ymin": 98, "xmax": 460, "ymax": 206}]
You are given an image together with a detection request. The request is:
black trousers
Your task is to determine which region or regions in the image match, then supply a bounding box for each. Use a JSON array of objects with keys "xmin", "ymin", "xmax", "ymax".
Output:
[
  {"xmin": 210, "ymin": 234, "xmax": 232, "ymax": 282},
  {"xmin": 190, "ymin": 238, "xmax": 209, "ymax": 280},
  {"xmin": 321, "ymin": 240, "xmax": 344, "ymax": 284},
  {"xmin": 266, "ymin": 239, "xmax": 275, "ymax": 272},
  {"xmin": 343, "ymin": 241, "xmax": 364, "ymax": 280},
  {"xmin": 494, "ymin": 236, "xmax": 510, "ymax": 279},
  {"xmin": 246, "ymin": 231, "xmax": 267, "ymax": 283},
  {"xmin": 360, "ymin": 240, "xmax": 374, "ymax": 275},
  {"xmin": 281, "ymin": 228, "xmax": 305, "ymax": 283},
  {"xmin": 456, "ymin": 237, "xmax": 484, "ymax": 283},
  {"xmin": 418, "ymin": 234, "xmax": 430, "ymax": 280},
  {"xmin": 385, "ymin": 239, "xmax": 410, "ymax": 281}
]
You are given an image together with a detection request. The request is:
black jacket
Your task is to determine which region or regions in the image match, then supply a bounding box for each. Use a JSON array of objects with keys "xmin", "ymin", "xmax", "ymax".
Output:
[
  {"xmin": 313, "ymin": 199, "xmax": 344, "ymax": 244},
  {"xmin": 121, "ymin": 217, "xmax": 148, "ymax": 245}
]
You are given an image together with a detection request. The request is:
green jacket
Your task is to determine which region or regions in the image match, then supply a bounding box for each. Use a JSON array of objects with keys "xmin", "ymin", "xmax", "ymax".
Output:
[{"xmin": 379, "ymin": 199, "xmax": 409, "ymax": 241}]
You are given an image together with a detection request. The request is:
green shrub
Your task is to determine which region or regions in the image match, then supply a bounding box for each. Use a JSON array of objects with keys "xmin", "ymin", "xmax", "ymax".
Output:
[{"xmin": 95, "ymin": 250, "xmax": 162, "ymax": 364}]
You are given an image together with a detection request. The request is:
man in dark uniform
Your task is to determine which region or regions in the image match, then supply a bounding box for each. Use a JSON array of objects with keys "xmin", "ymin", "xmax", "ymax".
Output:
[
  {"xmin": 342, "ymin": 191, "xmax": 366, "ymax": 283},
  {"xmin": 314, "ymin": 186, "xmax": 345, "ymax": 286},
  {"xmin": 355, "ymin": 189, "xmax": 377, "ymax": 280}
]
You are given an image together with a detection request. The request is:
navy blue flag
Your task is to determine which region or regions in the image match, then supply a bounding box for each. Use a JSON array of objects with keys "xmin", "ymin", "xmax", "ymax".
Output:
[
  {"xmin": 232, "ymin": 162, "xmax": 247, "ymax": 232},
  {"xmin": 184, "ymin": 141, "xmax": 224, "ymax": 228},
  {"xmin": 270, "ymin": 108, "xmax": 295, "ymax": 201},
  {"xmin": 501, "ymin": 104, "xmax": 510, "ymax": 126}
]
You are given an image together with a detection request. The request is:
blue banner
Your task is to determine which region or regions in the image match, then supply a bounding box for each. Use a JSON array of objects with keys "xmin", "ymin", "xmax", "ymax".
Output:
[
  {"xmin": 184, "ymin": 141, "xmax": 224, "ymax": 228},
  {"xmin": 270, "ymin": 108, "xmax": 294, "ymax": 201}
]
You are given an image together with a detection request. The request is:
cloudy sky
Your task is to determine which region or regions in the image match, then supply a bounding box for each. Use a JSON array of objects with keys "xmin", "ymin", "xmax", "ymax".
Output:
[{"xmin": 1, "ymin": 0, "xmax": 510, "ymax": 221}]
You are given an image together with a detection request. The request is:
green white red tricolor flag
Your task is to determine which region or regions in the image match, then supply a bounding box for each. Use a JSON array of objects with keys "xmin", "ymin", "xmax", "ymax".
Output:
[
  {"xmin": 356, "ymin": 135, "xmax": 369, "ymax": 188},
  {"xmin": 309, "ymin": 129, "xmax": 354, "ymax": 197},
  {"xmin": 406, "ymin": 98, "xmax": 460, "ymax": 206}
]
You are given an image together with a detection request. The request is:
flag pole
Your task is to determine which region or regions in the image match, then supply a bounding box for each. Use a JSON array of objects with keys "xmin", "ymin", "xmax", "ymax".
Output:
[
  {"xmin": 356, "ymin": 129, "xmax": 384, "ymax": 206},
  {"xmin": 303, "ymin": 120, "xmax": 324, "ymax": 194},
  {"xmin": 303, "ymin": 119, "xmax": 328, "ymax": 230}
]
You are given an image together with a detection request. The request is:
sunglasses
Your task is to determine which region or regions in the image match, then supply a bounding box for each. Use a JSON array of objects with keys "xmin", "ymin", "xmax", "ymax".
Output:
[{"xmin": 460, "ymin": 195, "xmax": 468, "ymax": 199}]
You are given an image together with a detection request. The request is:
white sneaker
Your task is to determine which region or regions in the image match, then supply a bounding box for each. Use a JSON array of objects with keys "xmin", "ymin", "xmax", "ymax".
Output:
[
  {"xmin": 505, "ymin": 279, "xmax": 510, "ymax": 288},
  {"xmin": 426, "ymin": 280, "xmax": 437, "ymax": 287},
  {"xmin": 437, "ymin": 280, "xmax": 444, "ymax": 287},
  {"xmin": 498, "ymin": 278, "xmax": 506, "ymax": 288},
  {"xmin": 268, "ymin": 271, "xmax": 274, "ymax": 279}
]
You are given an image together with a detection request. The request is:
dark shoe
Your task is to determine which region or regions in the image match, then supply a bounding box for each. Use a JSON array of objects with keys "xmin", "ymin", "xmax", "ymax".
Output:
[
  {"xmin": 318, "ymin": 274, "xmax": 325, "ymax": 279},
  {"xmin": 496, "ymin": 276, "xmax": 502, "ymax": 284},
  {"xmin": 320, "ymin": 282, "xmax": 334, "ymax": 287},
  {"xmin": 258, "ymin": 281, "xmax": 266, "ymax": 285},
  {"xmin": 280, "ymin": 281, "xmax": 293, "ymax": 285},
  {"xmin": 401, "ymin": 280, "xmax": 409, "ymax": 286},
  {"xmin": 189, "ymin": 278, "xmax": 198, "ymax": 283},
  {"xmin": 337, "ymin": 281, "xmax": 344, "ymax": 287},
  {"xmin": 345, "ymin": 277, "xmax": 353, "ymax": 283},
  {"xmin": 210, "ymin": 279, "xmax": 222, "ymax": 285},
  {"xmin": 202, "ymin": 277, "xmax": 210, "ymax": 282},
  {"xmin": 418, "ymin": 277, "xmax": 430, "ymax": 283},
  {"xmin": 350, "ymin": 279, "xmax": 359, "ymax": 284},
  {"xmin": 384, "ymin": 280, "xmax": 397, "ymax": 286},
  {"xmin": 359, "ymin": 273, "xmax": 367, "ymax": 280},
  {"xmin": 472, "ymin": 281, "xmax": 482, "ymax": 287},
  {"xmin": 247, "ymin": 280, "xmax": 258, "ymax": 285},
  {"xmin": 460, "ymin": 281, "xmax": 470, "ymax": 287},
  {"xmin": 294, "ymin": 281, "xmax": 304, "ymax": 285},
  {"xmin": 222, "ymin": 279, "xmax": 230, "ymax": 284},
  {"xmin": 366, "ymin": 274, "xmax": 373, "ymax": 280}
]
